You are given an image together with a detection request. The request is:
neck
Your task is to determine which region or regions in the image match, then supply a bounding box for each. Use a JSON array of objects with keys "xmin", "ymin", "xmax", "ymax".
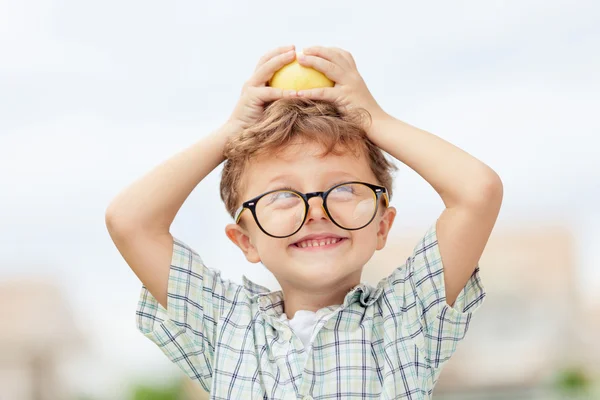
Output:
[{"xmin": 278, "ymin": 271, "xmax": 361, "ymax": 319}]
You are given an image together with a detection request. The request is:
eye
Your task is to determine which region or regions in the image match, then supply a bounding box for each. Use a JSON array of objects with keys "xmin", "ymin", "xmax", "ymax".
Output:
[
  {"xmin": 328, "ymin": 183, "xmax": 363, "ymax": 202},
  {"xmin": 334, "ymin": 185, "xmax": 353, "ymax": 192},
  {"xmin": 265, "ymin": 190, "xmax": 299, "ymax": 205},
  {"xmin": 275, "ymin": 191, "xmax": 297, "ymax": 199},
  {"xmin": 332, "ymin": 184, "xmax": 355, "ymax": 194}
]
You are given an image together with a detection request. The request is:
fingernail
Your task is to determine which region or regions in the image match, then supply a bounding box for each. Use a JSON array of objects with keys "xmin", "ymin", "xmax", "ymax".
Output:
[{"xmin": 297, "ymin": 91, "xmax": 304, "ymax": 97}]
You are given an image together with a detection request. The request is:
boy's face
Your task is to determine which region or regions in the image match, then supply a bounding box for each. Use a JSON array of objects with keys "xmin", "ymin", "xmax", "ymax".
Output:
[{"xmin": 225, "ymin": 140, "xmax": 396, "ymax": 292}]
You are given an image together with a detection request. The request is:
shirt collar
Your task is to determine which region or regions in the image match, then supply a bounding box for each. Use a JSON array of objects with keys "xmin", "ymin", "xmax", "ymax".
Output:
[
  {"xmin": 242, "ymin": 275, "xmax": 285, "ymax": 318},
  {"xmin": 242, "ymin": 275, "xmax": 274, "ymax": 298},
  {"xmin": 242, "ymin": 275, "xmax": 383, "ymax": 310},
  {"xmin": 343, "ymin": 282, "xmax": 383, "ymax": 307}
]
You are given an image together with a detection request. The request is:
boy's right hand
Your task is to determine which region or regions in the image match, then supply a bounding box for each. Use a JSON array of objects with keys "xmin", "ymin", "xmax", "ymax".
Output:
[
  {"xmin": 226, "ymin": 45, "xmax": 299, "ymax": 132},
  {"xmin": 107, "ymin": 49, "xmax": 301, "ymax": 311}
]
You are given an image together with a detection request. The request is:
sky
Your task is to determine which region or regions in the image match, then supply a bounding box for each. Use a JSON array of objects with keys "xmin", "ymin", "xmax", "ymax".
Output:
[{"xmin": 1, "ymin": 0, "xmax": 599, "ymax": 398}]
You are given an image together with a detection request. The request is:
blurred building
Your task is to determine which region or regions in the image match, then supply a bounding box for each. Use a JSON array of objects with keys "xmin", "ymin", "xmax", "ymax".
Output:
[
  {"xmin": 0, "ymin": 278, "xmax": 83, "ymax": 400},
  {"xmin": 578, "ymin": 302, "xmax": 600, "ymax": 375}
]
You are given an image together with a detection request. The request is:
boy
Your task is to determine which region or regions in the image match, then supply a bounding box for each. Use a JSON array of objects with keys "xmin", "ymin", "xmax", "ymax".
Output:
[{"xmin": 106, "ymin": 45, "xmax": 502, "ymax": 399}]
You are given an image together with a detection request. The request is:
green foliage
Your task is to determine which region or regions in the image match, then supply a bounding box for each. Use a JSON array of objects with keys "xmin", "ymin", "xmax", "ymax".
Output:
[
  {"xmin": 74, "ymin": 395, "xmax": 98, "ymax": 400},
  {"xmin": 130, "ymin": 380, "xmax": 185, "ymax": 400},
  {"xmin": 554, "ymin": 367, "xmax": 592, "ymax": 394}
]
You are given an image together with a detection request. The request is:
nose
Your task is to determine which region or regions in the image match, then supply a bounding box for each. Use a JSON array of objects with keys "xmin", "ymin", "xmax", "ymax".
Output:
[{"xmin": 305, "ymin": 196, "xmax": 329, "ymax": 223}]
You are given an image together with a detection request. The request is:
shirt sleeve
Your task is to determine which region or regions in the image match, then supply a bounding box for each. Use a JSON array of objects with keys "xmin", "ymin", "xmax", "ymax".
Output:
[
  {"xmin": 135, "ymin": 236, "xmax": 242, "ymax": 392},
  {"xmin": 383, "ymin": 220, "xmax": 486, "ymax": 369}
]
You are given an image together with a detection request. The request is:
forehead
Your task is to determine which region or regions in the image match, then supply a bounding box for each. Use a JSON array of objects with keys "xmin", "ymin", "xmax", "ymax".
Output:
[{"xmin": 242, "ymin": 141, "xmax": 376, "ymax": 198}]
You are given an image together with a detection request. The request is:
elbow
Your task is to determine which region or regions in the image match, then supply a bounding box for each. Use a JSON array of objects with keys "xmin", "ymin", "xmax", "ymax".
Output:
[
  {"xmin": 105, "ymin": 203, "xmax": 169, "ymax": 237},
  {"xmin": 105, "ymin": 202, "xmax": 137, "ymax": 237},
  {"xmin": 468, "ymin": 170, "xmax": 504, "ymax": 210},
  {"xmin": 105, "ymin": 204, "xmax": 125, "ymax": 238}
]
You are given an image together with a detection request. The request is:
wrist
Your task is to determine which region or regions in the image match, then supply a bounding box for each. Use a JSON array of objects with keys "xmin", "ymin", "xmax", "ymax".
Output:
[
  {"xmin": 220, "ymin": 120, "xmax": 243, "ymax": 137},
  {"xmin": 202, "ymin": 123, "xmax": 240, "ymax": 163},
  {"xmin": 366, "ymin": 108, "xmax": 393, "ymax": 137}
]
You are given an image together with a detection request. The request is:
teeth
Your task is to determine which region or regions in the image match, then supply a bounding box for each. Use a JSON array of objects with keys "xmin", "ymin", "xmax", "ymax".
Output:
[{"xmin": 297, "ymin": 238, "xmax": 340, "ymax": 248}]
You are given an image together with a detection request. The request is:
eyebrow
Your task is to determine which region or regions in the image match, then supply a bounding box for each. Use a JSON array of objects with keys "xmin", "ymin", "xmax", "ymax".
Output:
[{"xmin": 266, "ymin": 174, "xmax": 295, "ymax": 186}]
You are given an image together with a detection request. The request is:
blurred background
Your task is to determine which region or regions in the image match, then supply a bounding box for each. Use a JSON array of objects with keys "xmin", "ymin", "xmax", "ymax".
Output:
[{"xmin": 1, "ymin": 0, "xmax": 598, "ymax": 399}]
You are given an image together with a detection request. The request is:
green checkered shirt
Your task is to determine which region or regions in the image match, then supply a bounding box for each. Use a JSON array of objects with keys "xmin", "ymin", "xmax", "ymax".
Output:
[{"xmin": 136, "ymin": 222, "xmax": 485, "ymax": 399}]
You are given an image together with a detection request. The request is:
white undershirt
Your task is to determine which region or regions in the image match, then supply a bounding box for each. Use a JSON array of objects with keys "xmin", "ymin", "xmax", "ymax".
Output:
[{"xmin": 279, "ymin": 310, "xmax": 318, "ymax": 352}]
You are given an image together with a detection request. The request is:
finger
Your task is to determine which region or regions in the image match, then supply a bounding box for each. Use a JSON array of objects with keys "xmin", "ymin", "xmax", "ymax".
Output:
[
  {"xmin": 255, "ymin": 45, "xmax": 295, "ymax": 70},
  {"xmin": 250, "ymin": 50, "xmax": 296, "ymax": 86},
  {"xmin": 302, "ymin": 46, "xmax": 350, "ymax": 68},
  {"xmin": 252, "ymin": 86, "xmax": 298, "ymax": 103},
  {"xmin": 331, "ymin": 47, "xmax": 356, "ymax": 66},
  {"xmin": 297, "ymin": 54, "xmax": 343, "ymax": 82},
  {"xmin": 296, "ymin": 87, "xmax": 336, "ymax": 101}
]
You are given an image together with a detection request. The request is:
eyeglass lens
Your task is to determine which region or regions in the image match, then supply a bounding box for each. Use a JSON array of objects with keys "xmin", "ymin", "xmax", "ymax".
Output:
[{"xmin": 254, "ymin": 183, "xmax": 378, "ymax": 237}]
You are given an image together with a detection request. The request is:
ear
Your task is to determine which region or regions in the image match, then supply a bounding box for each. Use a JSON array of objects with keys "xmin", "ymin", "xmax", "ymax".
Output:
[
  {"xmin": 376, "ymin": 206, "xmax": 396, "ymax": 250},
  {"xmin": 225, "ymin": 223, "xmax": 261, "ymax": 263}
]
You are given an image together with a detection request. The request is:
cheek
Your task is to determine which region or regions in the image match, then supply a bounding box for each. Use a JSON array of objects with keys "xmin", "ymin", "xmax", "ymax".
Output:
[
  {"xmin": 351, "ymin": 224, "xmax": 380, "ymax": 250},
  {"xmin": 254, "ymin": 236, "xmax": 289, "ymax": 262}
]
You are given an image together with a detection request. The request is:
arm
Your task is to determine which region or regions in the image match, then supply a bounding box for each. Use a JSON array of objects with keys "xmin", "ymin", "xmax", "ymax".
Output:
[
  {"xmin": 366, "ymin": 114, "xmax": 502, "ymax": 305},
  {"xmin": 105, "ymin": 127, "xmax": 231, "ymax": 308},
  {"xmin": 296, "ymin": 46, "xmax": 503, "ymax": 306},
  {"xmin": 105, "ymin": 45, "xmax": 299, "ymax": 309}
]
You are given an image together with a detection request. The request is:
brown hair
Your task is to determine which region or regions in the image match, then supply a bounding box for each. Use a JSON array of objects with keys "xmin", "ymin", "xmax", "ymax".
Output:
[{"xmin": 220, "ymin": 98, "xmax": 397, "ymax": 217}]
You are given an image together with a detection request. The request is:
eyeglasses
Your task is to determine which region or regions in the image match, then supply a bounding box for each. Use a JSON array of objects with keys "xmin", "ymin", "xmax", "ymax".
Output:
[{"xmin": 234, "ymin": 181, "xmax": 389, "ymax": 238}]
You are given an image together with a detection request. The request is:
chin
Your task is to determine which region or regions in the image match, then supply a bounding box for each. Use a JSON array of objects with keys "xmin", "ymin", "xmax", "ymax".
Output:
[{"xmin": 294, "ymin": 261, "xmax": 361, "ymax": 287}]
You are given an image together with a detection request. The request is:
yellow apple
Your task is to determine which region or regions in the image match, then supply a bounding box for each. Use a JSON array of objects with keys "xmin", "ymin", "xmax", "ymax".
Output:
[{"xmin": 269, "ymin": 53, "xmax": 334, "ymax": 91}]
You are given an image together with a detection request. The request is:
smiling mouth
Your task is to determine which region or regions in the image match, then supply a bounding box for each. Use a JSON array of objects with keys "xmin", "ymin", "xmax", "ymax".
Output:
[{"xmin": 291, "ymin": 237, "xmax": 348, "ymax": 250}]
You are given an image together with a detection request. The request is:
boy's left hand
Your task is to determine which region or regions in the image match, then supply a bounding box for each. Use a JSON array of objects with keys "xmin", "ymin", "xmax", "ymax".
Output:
[{"xmin": 296, "ymin": 46, "xmax": 387, "ymax": 132}]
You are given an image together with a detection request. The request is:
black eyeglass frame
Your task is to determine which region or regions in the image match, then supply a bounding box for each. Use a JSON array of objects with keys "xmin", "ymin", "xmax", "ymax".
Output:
[{"xmin": 234, "ymin": 181, "xmax": 389, "ymax": 239}]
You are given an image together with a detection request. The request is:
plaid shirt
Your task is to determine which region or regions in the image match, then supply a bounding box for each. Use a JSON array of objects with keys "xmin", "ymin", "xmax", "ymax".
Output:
[{"xmin": 136, "ymin": 222, "xmax": 485, "ymax": 399}]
